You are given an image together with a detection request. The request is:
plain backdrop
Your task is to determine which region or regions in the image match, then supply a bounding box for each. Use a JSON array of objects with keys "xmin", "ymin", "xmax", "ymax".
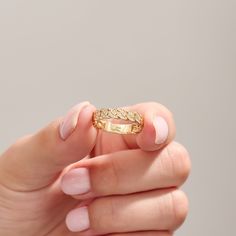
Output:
[{"xmin": 0, "ymin": 1, "xmax": 235, "ymax": 235}]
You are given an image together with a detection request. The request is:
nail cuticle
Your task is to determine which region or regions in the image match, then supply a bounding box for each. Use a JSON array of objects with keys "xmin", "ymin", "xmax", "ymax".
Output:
[{"xmin": 59, "ymin": 102, "xmax": 90, "ymax": 140}]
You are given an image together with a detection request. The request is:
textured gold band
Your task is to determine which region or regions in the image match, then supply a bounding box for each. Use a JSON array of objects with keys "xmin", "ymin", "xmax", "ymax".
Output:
[{"xmin": 92, "ymin": 108, "xmax": 144, "ymax": 134}]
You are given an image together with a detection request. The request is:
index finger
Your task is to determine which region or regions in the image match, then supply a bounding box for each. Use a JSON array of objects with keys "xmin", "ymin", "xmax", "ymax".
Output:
[{"xmin": 122, "ymin": 102, "xmax": 176, "ymax": 151}]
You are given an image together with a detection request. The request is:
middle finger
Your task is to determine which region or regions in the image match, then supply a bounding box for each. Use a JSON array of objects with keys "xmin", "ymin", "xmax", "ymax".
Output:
[{"xmin": 61, "ymin": 142, "xmax": 190, "ymax": 199}]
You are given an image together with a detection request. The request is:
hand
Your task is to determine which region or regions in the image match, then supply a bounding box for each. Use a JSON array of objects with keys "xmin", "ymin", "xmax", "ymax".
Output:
[{"xmin": 0, "ymin": 102, "xmax": 190, "ymax": 236}]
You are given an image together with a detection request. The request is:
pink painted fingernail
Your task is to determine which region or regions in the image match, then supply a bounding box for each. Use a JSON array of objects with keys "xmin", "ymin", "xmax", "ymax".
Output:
[
  {"xmin": 66, "ymin": 206, "xmax": 90, "ymax": 232},
  {"xmin": 153, "ymin": 116, "xmax": 169, "ymax": 144},
  {"xmin": 61, "ymin": 168, "xmax": 91, "ymax": 195},
  {"xmin": 60, "ymin": 101, "xmax": 90, "ymax": 140}
]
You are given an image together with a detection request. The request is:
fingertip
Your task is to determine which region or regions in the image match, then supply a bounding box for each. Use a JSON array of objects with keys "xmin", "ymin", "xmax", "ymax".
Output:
[
  {"xmin": 136, "ymin": 105, "xmax": 175, "ymax": 151},
  {"xmin": 136, "ymin": 112, "xmax": 157, "ymax": 151},
  {"xmin": 153, "ymin": 116, "xmax": 169, "ymax": 145},
  {"xmin": 61, "ymin": 103, "xmax": 98, "ymax": 162},
  {"xmin": 61, "ymin": 168, "xmax": 91, "ymax": 196},
  {"xmin": 59, "ymin": 101, "xmax": 91, "ymax": 140},
  {"xmin": 66, "ymin": 206, "xmax": 90, "ymax": 232},
  {"xmin": 46, "ymin": 102, "xmax": 98, "ymax": 166},
  {"xmin": 77, "ymin": 104, "xmax": 97, "ymax": 130}
]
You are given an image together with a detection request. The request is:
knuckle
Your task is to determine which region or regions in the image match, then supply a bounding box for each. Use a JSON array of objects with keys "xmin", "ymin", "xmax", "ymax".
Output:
[
  {"xmin": 92, "ymin": 156, "xmax": 120, "ymax": 195},
  {"xmin": 109, "ymin": 156, "xmax": 120, "ymax": 190},
  {"xmin": 90, "ymin": 197, "xmax": 120, "ymax": 233},
  {"xmin": 170, "ymin": 189, "xmax": 189, "ymax": 230},
  {"xmin": 166, "ymin": 142, "xmax": 191, "ymax": 185},
  {"xmin": 89, "ymin": 198, "xmax": 105, "ymax": 231}
]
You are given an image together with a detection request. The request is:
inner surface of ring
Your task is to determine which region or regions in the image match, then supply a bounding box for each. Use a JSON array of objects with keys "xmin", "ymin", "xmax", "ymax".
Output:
[{"xmin": 99, "ymin": 119, "xmax": 134, "ymax": 134}]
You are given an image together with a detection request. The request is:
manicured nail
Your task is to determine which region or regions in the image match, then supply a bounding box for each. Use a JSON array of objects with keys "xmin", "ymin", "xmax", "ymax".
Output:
[
  {"xmin": 61, "ymin": 168, "xmax": 91, "ymax": 195},
  {"xmin": 153, "ymin": 116, "xmax": 169, "ymax": 144},
  {"xmin": 66, "ymin": 206, "xmax": 90, "ymax": 232},
  {"xmin": 60, "ymin": 101, "xmax": 90, "ymax": 140}
]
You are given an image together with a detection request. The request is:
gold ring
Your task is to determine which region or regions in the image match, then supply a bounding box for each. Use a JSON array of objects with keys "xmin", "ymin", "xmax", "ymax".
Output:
[{"xmin": 92, "ymin": 108, "xmax": 144, "ymax": 135}]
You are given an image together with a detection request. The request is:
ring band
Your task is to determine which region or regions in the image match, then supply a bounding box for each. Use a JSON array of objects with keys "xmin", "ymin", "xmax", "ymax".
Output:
[{"xmin": 92, "ymin": 108, "xmax": 144, "ymax": 135}]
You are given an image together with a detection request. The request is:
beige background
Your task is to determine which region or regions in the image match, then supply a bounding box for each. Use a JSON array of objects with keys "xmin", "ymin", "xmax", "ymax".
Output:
[{"xmin": 0, "ymin": 1, "xmax": 235, "ymax": 235}]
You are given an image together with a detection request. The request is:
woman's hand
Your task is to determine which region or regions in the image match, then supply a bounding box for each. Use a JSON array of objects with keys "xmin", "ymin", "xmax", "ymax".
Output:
[{"xmin": 0, "ymin": 102, "xmax": 190, "ymax": 236}]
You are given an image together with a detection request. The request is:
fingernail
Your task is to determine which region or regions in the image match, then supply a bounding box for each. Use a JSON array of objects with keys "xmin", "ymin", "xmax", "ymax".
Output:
[
  {"xmin": 60, "ymin": 101, "xmax": 90, "ymax": 140},
  {"xmin": 66, "ymin": 206, "xmax": 90, "ymax": 232},
  {"xmin": 61, "ymin": 168, "xmax": 91, "ymax": 195},
  {"xmin": 153, "ymin": 116, "xmax": 169, "ymax": 144}
]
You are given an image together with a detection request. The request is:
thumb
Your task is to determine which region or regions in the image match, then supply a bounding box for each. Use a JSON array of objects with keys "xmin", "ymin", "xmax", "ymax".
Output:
[{"xmin": 0, "ymin": 101, "xmax": 97, "ymax": 191}]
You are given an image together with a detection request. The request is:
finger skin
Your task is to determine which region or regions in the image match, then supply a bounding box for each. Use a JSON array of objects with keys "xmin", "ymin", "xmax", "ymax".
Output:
[
  {"xmin": 66, "ymin": 189, "xmax": 188, "ymax": 234},
  {"xmin": 74, "ymin": 231, "xmax": 172, "ymax": 236},
  {"xmin": 61, "ymin": 142, "xmax": 191, "ymax": 199},
  {"xmin": 0, "ymin": 103, "xmax": 97, "ymax": 191},
  {"xmin": 108, "ymin": 232, "xmax": 172, "ymax": 236},
  {"xmin": 123, "ymin": 102, "xmax": 176, "ymax": 151}
]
